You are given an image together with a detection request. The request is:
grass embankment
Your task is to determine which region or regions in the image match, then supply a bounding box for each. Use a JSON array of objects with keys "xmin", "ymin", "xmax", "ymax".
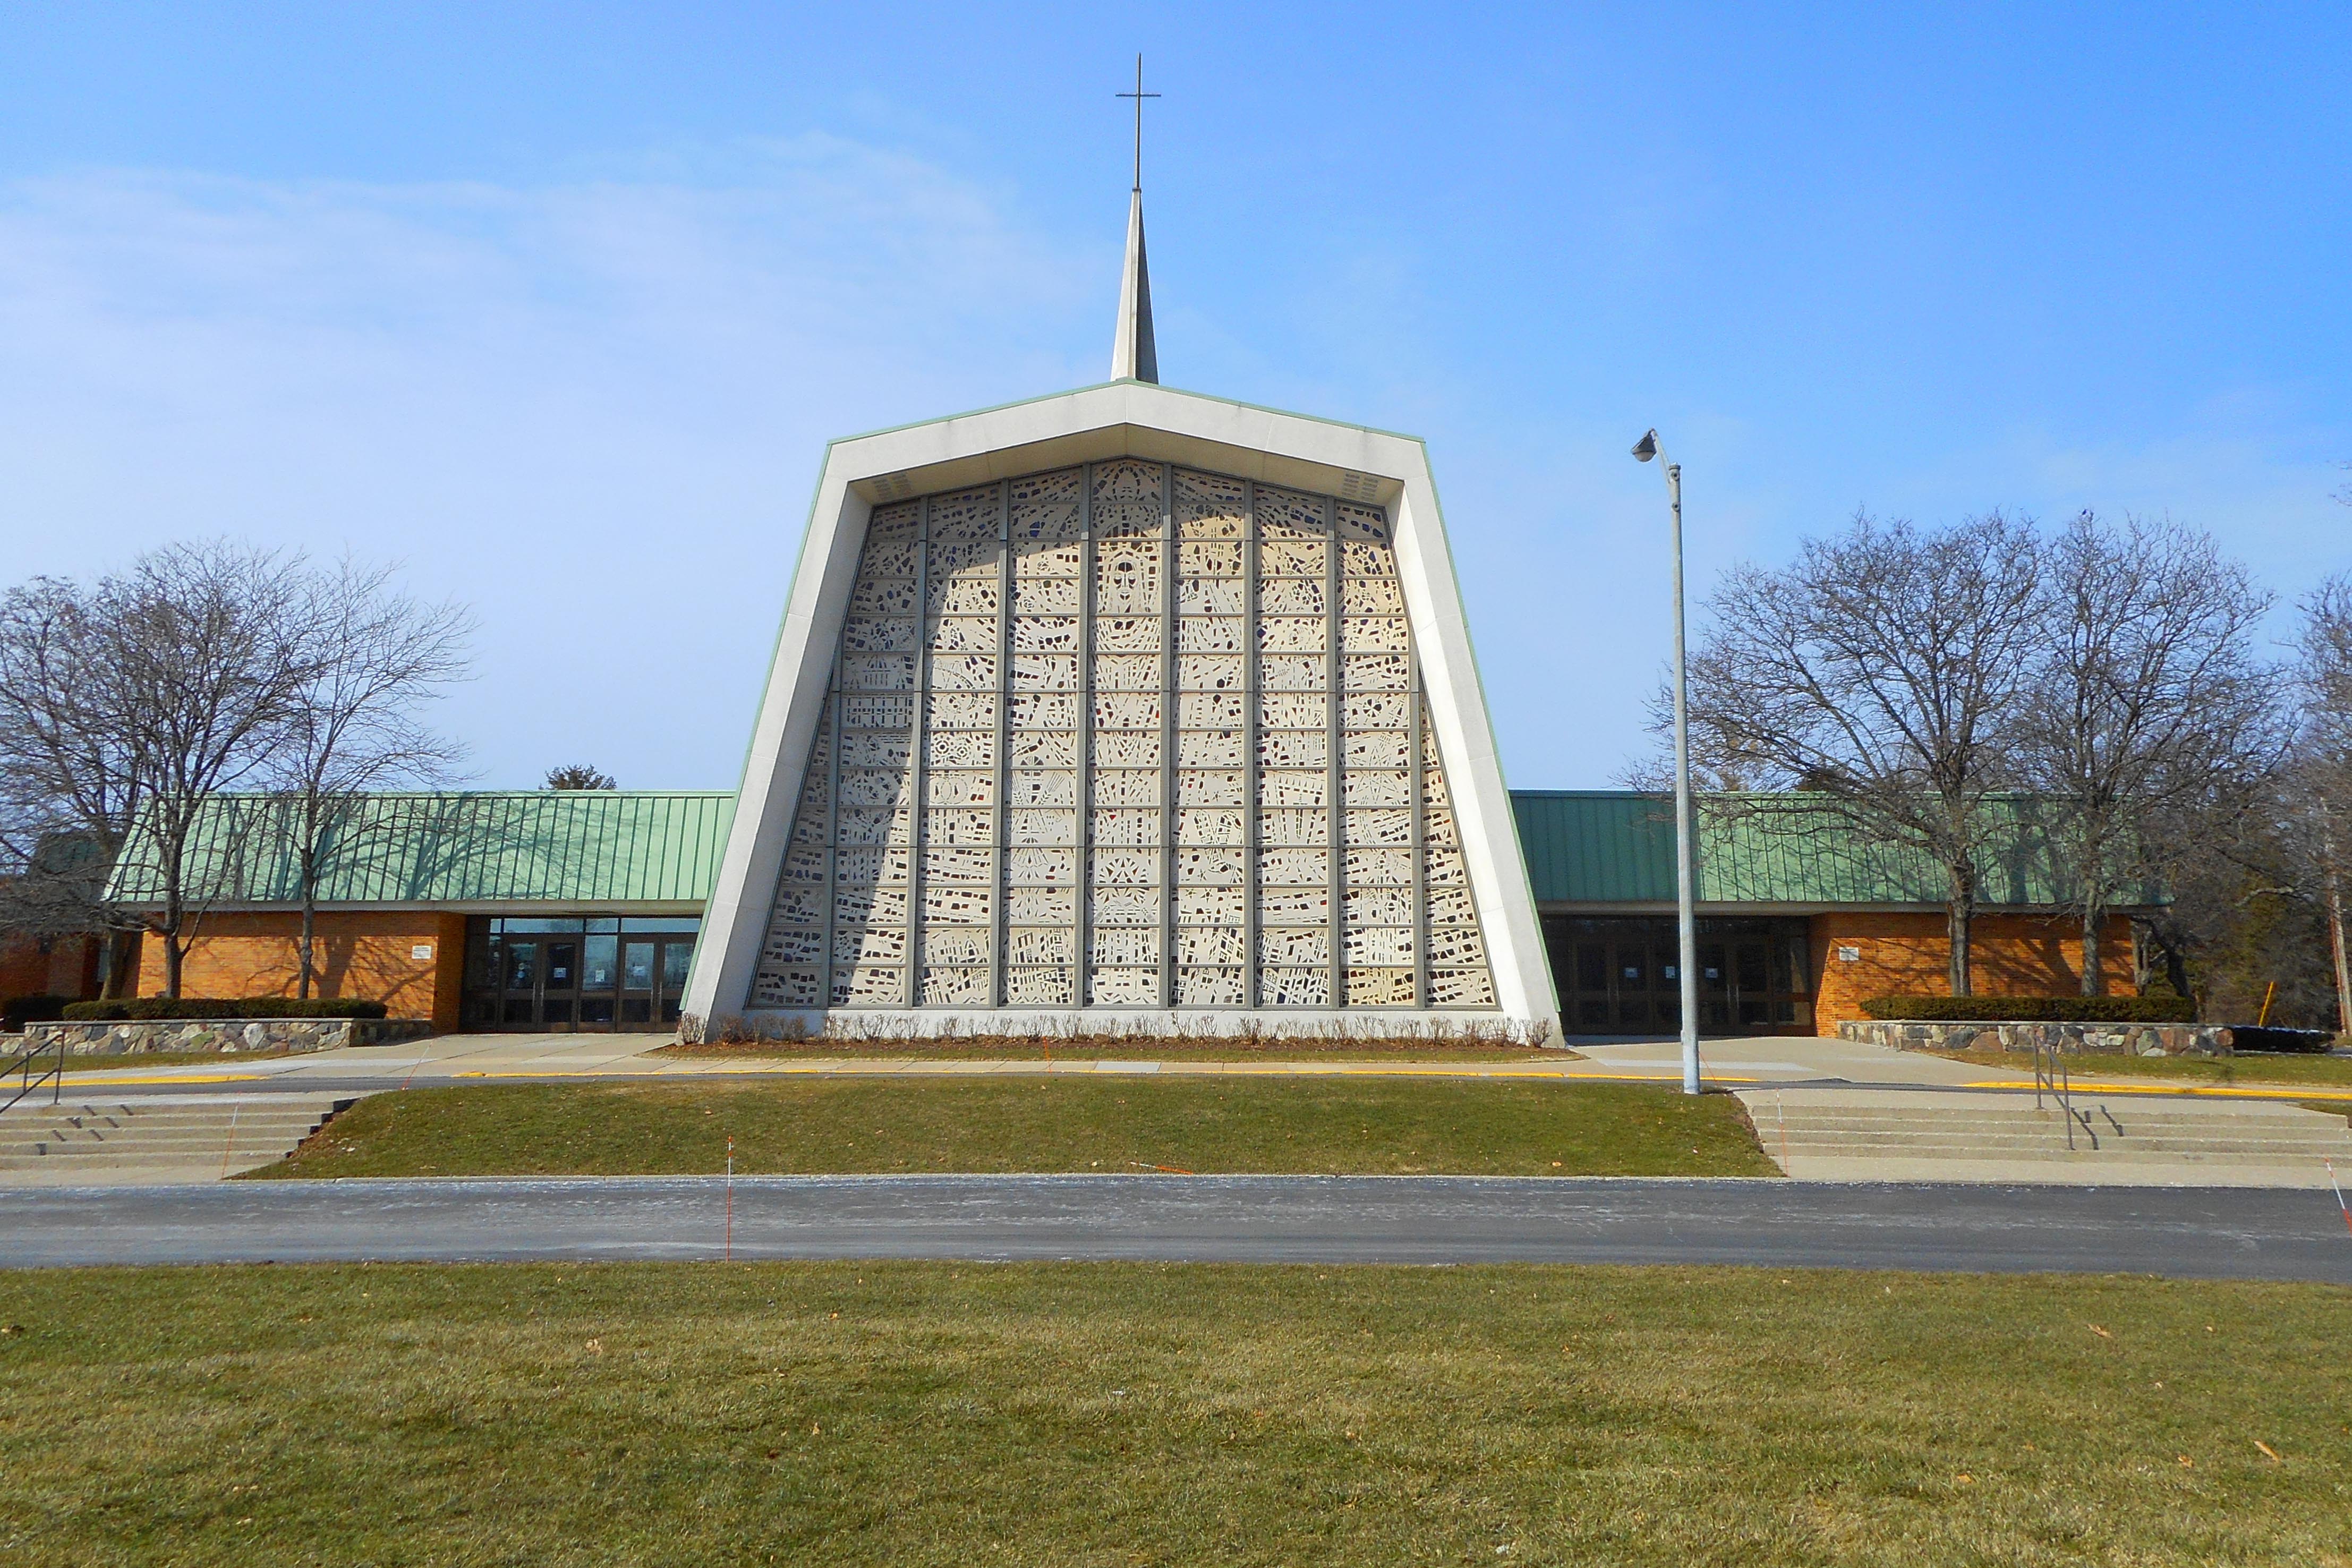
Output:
[
  {"xmin": 1, "ymin": 1263, "xmax": 2345, "ymax": 1565},
  {"xmin": 252, "ymin": 1078, "xmax": 1775, "ymax": 1180},
  {"xmin": 1931, "ymin": 1048, "xmax": 2352, "ymax": 1090},
  {"xmin": 660, "ymin": 1035, "xmax": 1571, "ymax": 1062}
]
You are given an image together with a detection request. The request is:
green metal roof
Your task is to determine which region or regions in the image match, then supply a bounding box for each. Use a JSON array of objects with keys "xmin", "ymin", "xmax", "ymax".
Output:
[
  {"xmin": 108, "ymin": 791, "xmax": 735, "ymax": 908},
  {"xmin": 1511, "ymin": 790, "xmax": 2155, "ymax": 909},
  {"xmin": 107, "ymin": 785, "xmax": 2132, "ymax": 914}
]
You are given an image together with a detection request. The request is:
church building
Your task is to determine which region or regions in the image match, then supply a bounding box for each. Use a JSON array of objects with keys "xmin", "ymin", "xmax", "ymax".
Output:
[
  {"xmin": 83, "ymin": 174, "xmax": 2147, "ymax": 1041},
  {"xmin": 683, "ymin": 176, "xmax": 1559, "ymax": 1037}
]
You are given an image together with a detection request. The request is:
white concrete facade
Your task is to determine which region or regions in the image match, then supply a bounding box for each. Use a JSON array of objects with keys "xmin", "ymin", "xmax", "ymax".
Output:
[{"xmin": 685, "ymin": 380, "xmax": 1558, "ymax": 1038}]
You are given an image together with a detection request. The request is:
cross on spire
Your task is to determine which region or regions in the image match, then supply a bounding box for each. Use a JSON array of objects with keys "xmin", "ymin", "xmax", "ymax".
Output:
[
  {"xmin": 1115, "ymin": 54, "xmax": 1158, "ymax": 194},
  {"xmin": 1110, "ymin": 54, "xmax": 1161, "ymax": 382}
]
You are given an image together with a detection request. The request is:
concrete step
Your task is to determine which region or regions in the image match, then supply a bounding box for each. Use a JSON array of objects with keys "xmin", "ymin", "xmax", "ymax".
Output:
[
  {"xmin": 4, "ymin": 1102, "xmax": 330, "ymax": 1122},
  {"xmin": 1770, "ymin": 1126, "xmax": 2352, "ymax": 1151},
  {"xmin": 0, "ymin": 1140, "xmax": 343, "ymax": 1164},
  {"xmin": 0, "ymin": 1096, "xmax": 353, "ymax": 1183},
  {"xmin": 1773, "ymin": 1143, "xmax": 2344, "ymax": 1165},
  {"xmin": 1770, "ymin": 1109, "xmax": 2342, "ymax": 1128},
  {"xmin": 1739, "ymin": 1089, "xmax": 2352, "ymax": 1188},
  {"xmin": 10, "ymin": 1115, "xmax": 336, "ymax": 1137}
]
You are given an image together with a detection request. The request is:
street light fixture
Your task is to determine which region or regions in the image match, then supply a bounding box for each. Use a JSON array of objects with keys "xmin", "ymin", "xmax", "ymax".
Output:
[{"xmin": 1632, "ymin": 429, "xmax": 1701, "ymax": 1096}]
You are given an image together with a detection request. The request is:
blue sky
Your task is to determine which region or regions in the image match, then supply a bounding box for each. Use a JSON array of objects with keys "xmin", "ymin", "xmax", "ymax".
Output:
[{"xmin": 3, "ymin": 3, "xmax": 2346, "ymax": 790}]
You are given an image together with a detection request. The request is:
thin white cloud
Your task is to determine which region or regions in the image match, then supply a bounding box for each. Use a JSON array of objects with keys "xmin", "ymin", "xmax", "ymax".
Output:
[{"xmin": 0, "ymin": 138, "xmax": 1098, "ymax": 788}]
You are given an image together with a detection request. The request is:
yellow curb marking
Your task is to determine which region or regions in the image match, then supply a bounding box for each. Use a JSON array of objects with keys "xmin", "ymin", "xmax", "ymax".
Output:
[{"xmin": 47, "ymin": 1072, "xmax": 271, "ymax": 1087}]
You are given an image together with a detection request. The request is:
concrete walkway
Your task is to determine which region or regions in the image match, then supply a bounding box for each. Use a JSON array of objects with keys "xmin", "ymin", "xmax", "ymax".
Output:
[
  {"xmin": 48, "ymin": 1029, "xmax": 2348, "ymax": 1103},
  {"xmin": 51, "ymin": 1029, "xmax": 2032, "ymax": 1092}
]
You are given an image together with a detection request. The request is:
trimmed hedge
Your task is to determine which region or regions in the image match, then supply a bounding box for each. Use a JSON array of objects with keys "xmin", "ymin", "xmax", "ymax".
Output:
[
  {"xmin": 61, "ymin": 997, "xmax": 389, "ymax": 1022},
  {"xmin": 2224, "ymin": 1026, "xmax": 2336, "ymax": 1054},
  {"xmin": 1861, "ymin": 995, "xmax": 2199, "ymax": 1024},
  {"xmin": 2, "ymin": 994, "xmax": 76, "ymax": 1032}
]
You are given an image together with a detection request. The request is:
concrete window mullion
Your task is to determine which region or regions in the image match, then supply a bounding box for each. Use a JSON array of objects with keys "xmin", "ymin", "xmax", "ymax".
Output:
[
  {"xmin": 905, "ymin": 495, "xmax": 932, "ymax": 1008},
  {"xmin": 1325, "ymin": 493, "xmax": 1344, "ymax": 1010},
  {"xmin": 1157, "ymin": 462, "xmax": 1176, "ymax": 1009},
  {"xmin": 1077, "ymin": 464, "xmax": 1095, "ymax": 1010},
  {"xmin": 1241, "ymin": 480, "xmax": 1260, "ymax": 1010},
  {"xmin": 991, "ymin": 479, "xmax": 1012, "ymax": 1008},
  {"xmin": 1410, "ymin": 664, "xmax": 1428, "ymax": 1009},
  {"xmin": 822, "ymin": 650, "xmax": 842, "ymax": 991}
]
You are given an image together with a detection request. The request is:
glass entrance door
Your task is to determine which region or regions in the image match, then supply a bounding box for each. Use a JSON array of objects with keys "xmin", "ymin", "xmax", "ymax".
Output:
[
  {"xmin": 621, "ymin": 940, "xmax": 657, "ymax": 1025},
  {"xmin": 1563, "ymin": 927, "xmax": 1679, "ymax": 1032},
  {"xmin": 500, "ymin": 941, "xmax": 540, "ymax": 1026},
  {"xmin": 620, "ymin": 938, "xmax": 692, "ymax": 1025},
  {"xmin": 465, "ymin": 916, "xmax": 701, "ymax": 1032},
  {"xmin": 1546, "ymin": 916, "xmax": 1813, "ymax": 1035}
]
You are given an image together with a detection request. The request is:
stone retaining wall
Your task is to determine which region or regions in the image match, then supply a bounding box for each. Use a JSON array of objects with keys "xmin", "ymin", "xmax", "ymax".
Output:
[
  {"xmin": 1838, "ymin": 1019, "xmax": 2230, "ymax": 1058},
  {"xmin": 19, "ymin": 1018, "xmax": 436, "ymax": 1055}
]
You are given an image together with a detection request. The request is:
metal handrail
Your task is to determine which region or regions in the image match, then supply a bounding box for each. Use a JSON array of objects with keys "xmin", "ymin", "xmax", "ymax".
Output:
[
  {"xmin": 2030, "ymin": 1038, "xmax": 2094, "ymax": 1150},
  {"xmin": 0, "ymin": 1028, "xmax": 65, "ymax": 1117}
]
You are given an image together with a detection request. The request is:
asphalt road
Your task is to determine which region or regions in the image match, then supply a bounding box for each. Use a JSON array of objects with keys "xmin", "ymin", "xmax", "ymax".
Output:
[{"xmin": 4, "ymin": 1175, "xmax": 2348, "ymax": 1280}]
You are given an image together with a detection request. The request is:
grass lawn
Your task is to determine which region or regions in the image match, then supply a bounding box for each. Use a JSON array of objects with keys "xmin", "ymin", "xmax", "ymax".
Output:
[
  {"xmin": 659, "ymin": 1037, "xmax": 1572, "ymax": 1062},
  {"xmin": 250, "ymin": 1078, "xmax": 1776, "ymax": 1180},
  {"xmin": 1930, "ymin": 1047, "xmax": 2352, "ymax": 1090},
  {"xmin": 1, "ymin": 1262, "xmax": 2345, "ymax": 1565}
]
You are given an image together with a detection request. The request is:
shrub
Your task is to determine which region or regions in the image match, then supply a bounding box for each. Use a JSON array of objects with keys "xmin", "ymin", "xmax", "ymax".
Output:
[
  {"xmin": 2223, "ymin": 1026, "xmax": 2336, "ymax": 1054},
  {"xmin": 61, "ymin": 996, "xmax": 389, "ymax": 1022},
  {"xmin": 2, "ymin": 994, "xmax": 76, "ymax": 1032},
  {"xmin": 1861, "ymin": 995, "xmax": 2199, "ymax": 1024}
]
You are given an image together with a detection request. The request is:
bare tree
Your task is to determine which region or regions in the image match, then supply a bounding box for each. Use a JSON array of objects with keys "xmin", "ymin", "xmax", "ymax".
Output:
[
  {"xmin": 1677, "ymin": 512, "xmax": 2043, "ymax": 993},
  {"xmin": 272, "ymin": 557, "xmax": 474, "ymax": 1000},
  {"xmin": 2131, "ymin": 782, "xmax": 2325, "ymax": 1021},
  {"xmin": 544, "ymin": 764, "xmax": 617, "ymax": 790},
  {"xmin": 0, "ymin": 579, "xmax": 143, "ymax": 986},
  {"xmin": 2288, "ymin": 572, "xmax": 2352, "ymax": 1033},
  {"xmin": 2013, "ymin": 514, "xmax": 2279, "ymax": 994},
  {"xmin": 0, "ymin": 543, "xmax": 319, "ymax": 998}
]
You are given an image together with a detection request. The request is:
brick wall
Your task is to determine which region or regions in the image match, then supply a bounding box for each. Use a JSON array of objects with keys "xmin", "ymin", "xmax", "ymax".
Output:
[
  {"xmin": 138, "ymin": 911, "xmax": 466, "ymax": 1030},
  {"xmin": 0, "ymin": 933, "xmax": 104, "ymax": 1000},
  {"xmin": 1809, "ymin": 911, "xmax": 2137, "ymax": 1035}
]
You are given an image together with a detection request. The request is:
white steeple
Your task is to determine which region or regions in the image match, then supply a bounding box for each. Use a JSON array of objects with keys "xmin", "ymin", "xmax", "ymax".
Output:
[
  {"xmin": 1111, "ymin": 188, "xmax": 1157, "ymax": 383},
  {"xmin": 1111, "ymin": 55, "xmax": 1159, "ymax": 384}
]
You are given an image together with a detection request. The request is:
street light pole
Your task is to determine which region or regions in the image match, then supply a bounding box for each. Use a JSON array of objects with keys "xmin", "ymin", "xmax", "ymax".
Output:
[{"xmin": 1633, "ymin": 430, "xmax": 1701, "ymax": 1095}]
